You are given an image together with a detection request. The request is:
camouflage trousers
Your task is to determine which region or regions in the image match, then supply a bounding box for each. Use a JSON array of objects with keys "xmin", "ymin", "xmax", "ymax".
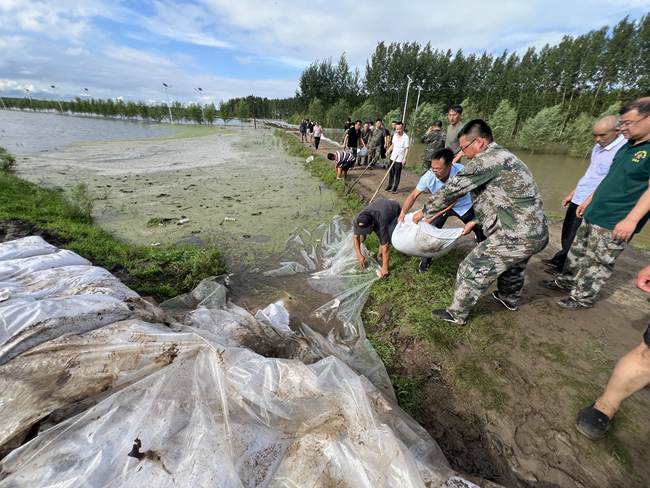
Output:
[
  {"xmin": 368, "ymin": 146, "xmax": 382, "ymax": 165},
  {"xmin": 448, "ymin": 232, "xmax": 548, "ymax": 321},
  {"xmin": 554, "ymin": 221, "xmax": 627, "ymax": 306}
]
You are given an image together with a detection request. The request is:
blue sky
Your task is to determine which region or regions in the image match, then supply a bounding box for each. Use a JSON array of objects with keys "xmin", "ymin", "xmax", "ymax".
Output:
[{"xmin": 0, "ymin": 1, "xmax": 647, "ymax": 105}]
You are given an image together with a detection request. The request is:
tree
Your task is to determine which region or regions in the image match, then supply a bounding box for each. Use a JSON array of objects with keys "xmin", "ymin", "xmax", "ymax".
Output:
[
  {"xmin": 351, "ymin": 100, "xmax": 380, "ymax": 123},
  {"xmin": 409, "ymin": 102, "xmax": 445, "ymax": 137},
  {"xmin": 517, "ymin": 104, "xmax": 563, "ymax": 153},
  {"xmin": 325, "ymin": 99, "xmax": 351, "ymax": 129},
  {"xmin": 307, "ymin": 98, "xmax": 325, "ymax": 124},
  {"xmin": 219, "ymin": 101, "xmax": 234, "ymax": 126},
  {"xmin": 489, "ymin": 100, "xmax": 518, "ymax": 144},
  {"xmin": 383, "ymin": 108, "xmax": 402, "ymax": 126}
]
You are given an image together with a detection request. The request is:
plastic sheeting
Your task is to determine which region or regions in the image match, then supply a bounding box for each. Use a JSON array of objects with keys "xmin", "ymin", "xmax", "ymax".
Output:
[
  {"xmin": 0, "ymin": 231, "xmax": 493, "ymax": 487},
  {"xmin": 391, "ymin": 213, "xmax": 464, "ymax": 258}
]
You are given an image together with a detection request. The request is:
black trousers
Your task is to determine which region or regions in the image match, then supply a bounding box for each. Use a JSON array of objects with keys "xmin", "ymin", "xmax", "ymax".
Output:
[
  {"xmin": 550, "ymin": 202, "xmax": 583, "ymax": 269},
  {"xmin": 387, "ymin": 160, "xmax": 402, "ymax": 190},
  {"xmin": 314, "ymin": 136, "xmax": 321, "ymax": 149},
  {"xmin": 431, "ymin": 206, "xmax": 486, "ymax": 242}
]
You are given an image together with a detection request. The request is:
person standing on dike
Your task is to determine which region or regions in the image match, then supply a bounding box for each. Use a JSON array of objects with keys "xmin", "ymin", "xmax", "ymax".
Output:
[
  {"xmin": 385, "ymin": 121, "xmax": 409, "ymax": 194},
  {"xmin": 412, "ymin": 119, "xmax": 548, "ymax": 325}
]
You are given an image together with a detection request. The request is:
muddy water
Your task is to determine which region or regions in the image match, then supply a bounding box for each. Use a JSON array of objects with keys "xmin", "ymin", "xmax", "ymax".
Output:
[
  {"xmin": 10, "ymin": 113, "xmax": 344, "ymax": 326},
  {"xmin": 0, "ymin": 110, "xmax": 173, "ymax": 154}
]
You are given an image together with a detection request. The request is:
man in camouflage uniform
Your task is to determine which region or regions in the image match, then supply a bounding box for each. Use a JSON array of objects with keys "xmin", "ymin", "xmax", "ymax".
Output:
[
  {"xmin": 542, "ymin": 97, "xmax": 650, "ymax": 309},
  {"xmin": 367, "ymin": 119, "xmax": 388, "ymax": 168},
  {"xmin": 420, "ymin": 120, "xmax": 446, "ymax": 173},
  {"xmin": 413, "ymin": 119, "xmax": 549, "ymax": 325}
]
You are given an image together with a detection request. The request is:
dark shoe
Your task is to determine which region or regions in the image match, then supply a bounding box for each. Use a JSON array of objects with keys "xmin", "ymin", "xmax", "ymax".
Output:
[
  {"xmin": 557, "ymin": 296, "xmax": 592, "ymax": 310},
  {"xmin": 576, "ymin": 404, "xmax": 610, "ymax": 440},
  {"xmin": 384, "ymin": 186, "xmax": 392, "ymax": 191},
  {"xmin": 540, "ymin": 279, "xmax": 569, "ymax": 292},
  {"xmin": 418, "ymin": 257, "xmax": 432, "ymax": 273},
  {"xmin": 492, "ymin": 291, "xmax": 518, "ymax": 311},
  {"xmin": 431, "ymin": 309, "xmax": 466, "ymax": 325},
  {"xmin": 390, "ymin": 189, "xmax": 397, "ymax": 194}
]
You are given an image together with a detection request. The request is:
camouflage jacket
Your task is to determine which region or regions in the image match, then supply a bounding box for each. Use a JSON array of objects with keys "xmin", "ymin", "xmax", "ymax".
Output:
[
  {"xmin": 422, "ymin": 142, "xmax": 548, "ymax": 240},
  {"xmin": 420, "ymin": 129, "xmax": 446, "ymax": 162}
]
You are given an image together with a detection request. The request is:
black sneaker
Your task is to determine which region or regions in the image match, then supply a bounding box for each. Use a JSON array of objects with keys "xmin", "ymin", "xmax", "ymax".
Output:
[
  {"xmin": 418, "ymin": 257, "xmax": 432, "ymax": 273},
  {"xmin": 576, "ymin": 404, "xmax": 610, "ymax": 440},
  {"xmin": 540, "ymin": 279, "xmax": 569, "ymax": 292},
  {"xmin": 492, "ymin": 291, "xmax": 518, "ymax": 311},
  {"xmin": 391, "ymin": 189, "xmax": 398, "ymax": 194},
  {"xmin": 557, "ymin": 296, "xmax": 592, "ymax": 310},
  {"xmin": 384, "ymin": 186, "xmax": 392, "ymax": 191},
  {"xmin": 431, "ymin": 309, "xmax": 466, "ymax": 325}
]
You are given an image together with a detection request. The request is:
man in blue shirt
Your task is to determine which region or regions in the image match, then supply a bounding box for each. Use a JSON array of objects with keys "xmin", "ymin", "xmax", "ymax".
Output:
[
  {"xmin": 399, "ymin": 148, "xmax": 486, "ymax": 272},
  {"xmin": 542, "ymin": 116, "xmax": 626, "ymax": 273}
]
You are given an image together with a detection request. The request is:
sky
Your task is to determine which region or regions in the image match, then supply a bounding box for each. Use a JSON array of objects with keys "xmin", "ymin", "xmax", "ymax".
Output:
[{"xmin": 0, "ymin": 1, "xmax": 647, "ymax": 105}]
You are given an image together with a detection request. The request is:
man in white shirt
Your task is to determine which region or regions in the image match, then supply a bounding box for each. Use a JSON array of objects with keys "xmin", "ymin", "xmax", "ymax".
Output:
[
  {"xmin": 399, "ymin": 148, "xmax": 485, "ymax": 272},
  {"xmin": 542, "ymin": 115, "xmax": 626, "ymax": 273},
  {"xmin": 385, "ymin": 121, "xmax": 409, "ymax": 193}
]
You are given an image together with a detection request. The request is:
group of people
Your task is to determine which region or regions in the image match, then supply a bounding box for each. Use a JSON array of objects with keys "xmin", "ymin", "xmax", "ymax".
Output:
[
  {"xmin": 345, "ymin": 97, "xmax": 650, "ymax": 441},
  {"xmin": 299, "ymin": 119, "xmax": 323, "ymax": 149}
]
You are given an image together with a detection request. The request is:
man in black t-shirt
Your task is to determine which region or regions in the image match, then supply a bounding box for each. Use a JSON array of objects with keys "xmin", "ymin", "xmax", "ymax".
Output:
[
  {"xmin": 352, "ymin": 198, "xmax": 401, "ymax": 278},
  {"xmin": 342, "ymin": 120, "xmax": 364, "ymax": 163}
]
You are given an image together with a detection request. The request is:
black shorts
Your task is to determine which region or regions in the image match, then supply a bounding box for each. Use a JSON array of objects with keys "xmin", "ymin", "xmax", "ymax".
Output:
[
  {"xmin": 337, "ymin": 161, "xmax": 354, "ymax": 171},
  {"xmin": 644, "ymin": 325, "xmax": 650, "ymax": 347}
]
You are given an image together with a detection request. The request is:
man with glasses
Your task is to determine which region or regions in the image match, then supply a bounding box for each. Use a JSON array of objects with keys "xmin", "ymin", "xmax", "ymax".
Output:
[
  {"xmin": 542, "ymin": 116, "xmax": 626, "ymax": 273},
  {"xmin": 542, "ymin": 97, "xmax": 650, "ymax": 309},
  {"xmin": 412, "ymin": 119, "xmax": 548, "ymax": 325}
]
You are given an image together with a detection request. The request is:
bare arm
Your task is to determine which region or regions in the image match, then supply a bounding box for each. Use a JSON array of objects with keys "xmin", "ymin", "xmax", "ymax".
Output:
[
  {"xmin": 576, "ymin": 192, "xmax": 593, "ymax": 217},
  {"xmin": 637, "ymin": 264, "xmax": 650, "ymax": 292},
  {"xmin": 562, "ymin": 189, "xmax": 576, "ymax": 208},
  {"xmin": 352, "ymin": 235, "xmax": 366, "ymax": 269},
  {"xmin": 378, "ymin": 243, "xmax": 390, "ymax": 278},
  {"xmin": 612, "ymin": 184, "xmax": 650, "ymax": 241},
  {"xmin": 399, "ymin": 189, "xmax": 423, "ymax": 221}
]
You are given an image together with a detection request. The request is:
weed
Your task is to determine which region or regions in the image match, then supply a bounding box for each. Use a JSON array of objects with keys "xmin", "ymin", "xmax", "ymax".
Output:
[
  {"xmin": 0, "ymin": 146, "xmax": 16, "ymax": 172},
  {"xmin": 67, "ymin": 183, "xmax": 95, "ymax": 220}
]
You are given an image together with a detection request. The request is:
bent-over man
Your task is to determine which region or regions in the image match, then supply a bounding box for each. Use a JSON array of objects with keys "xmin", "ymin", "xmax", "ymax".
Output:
[
  {"xmin": 352, "ymin": 198, "xmax": 401, "ymax": 279},
  {"xmin": 413, "ymin": 120, "xmax": 548, "ymax": 325}
]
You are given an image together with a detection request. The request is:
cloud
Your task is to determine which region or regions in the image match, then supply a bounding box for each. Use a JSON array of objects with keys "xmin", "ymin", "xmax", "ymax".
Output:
[{"xmin": 0, "ymin": 0, "xmax": 647, "ymax": 102}]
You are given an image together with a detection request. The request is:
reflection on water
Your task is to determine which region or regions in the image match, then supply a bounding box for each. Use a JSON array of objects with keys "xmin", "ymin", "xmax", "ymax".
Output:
[{"xmin": 0, "ymin": 110, "xmax": 174, "ymax": 154}]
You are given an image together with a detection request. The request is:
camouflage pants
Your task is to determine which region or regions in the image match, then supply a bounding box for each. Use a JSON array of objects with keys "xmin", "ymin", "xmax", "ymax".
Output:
[
  {"xmin": 448, "ymin": 233, "xmax": 548, "ymax": 321},
  {"xmin": 368, "ymin": 146, "xmax": 382, "ymax": 165},
  {"xmin": 554, "ymin": 221, "xmax": 627, "ymax": 306}
]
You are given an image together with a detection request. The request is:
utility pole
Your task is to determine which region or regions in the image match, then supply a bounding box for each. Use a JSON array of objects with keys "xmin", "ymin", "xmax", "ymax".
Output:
[
  {"xmin": 194, "ymin": 87, "xmax": 205, "ymax": 123},
  {"xmin": 414, "ymin": 84, "xmax": 424, "ymax": 114},
  {"xmin": 402, "ymin": 75, "xmax": 413, "ymax": 126},
  {"xmin": 162, "ymin": 82, "xmax": 174, "ymax": 123},
  {"xmin": 50, "ymin": 85, "xmax": 64, "ymax": 113}
]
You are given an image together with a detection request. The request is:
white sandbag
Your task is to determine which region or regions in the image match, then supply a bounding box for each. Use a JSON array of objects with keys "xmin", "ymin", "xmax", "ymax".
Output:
[
  {"xmin": 0, "ymin": 294, "xmax": 132, "ymax": 365},
  {"xmin": 254, "ymin": 300, "xmax": 291, "ymax": 333},
  {"xmin": 391, "ymin": 213, "xmax": 464, "ymax": 258},
  {"xmin": 0, "ymin": 236, "xmax": 58, "ymax": 262},
  {"xmin": 0, "ymin": 250, "xmax": 90, "ymax": 281}
]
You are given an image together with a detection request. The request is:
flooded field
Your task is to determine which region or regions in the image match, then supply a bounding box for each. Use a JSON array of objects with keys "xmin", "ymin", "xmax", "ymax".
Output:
[{"xmin": 0, "ymin": 110, "xmax": 174, "ymax": 154}]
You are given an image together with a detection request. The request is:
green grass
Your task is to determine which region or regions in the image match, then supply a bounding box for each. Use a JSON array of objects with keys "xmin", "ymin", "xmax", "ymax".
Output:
[{"xmin": 0, "ymin": 168, "xmax": 225, "ymax": 300}]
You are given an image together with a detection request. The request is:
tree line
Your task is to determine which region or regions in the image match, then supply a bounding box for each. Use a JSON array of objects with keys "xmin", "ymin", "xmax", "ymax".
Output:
[
  {"xmin": 286, "ymin": 14, "xmax": 649, "ymax": 155},
  {"xmin": 0, "ymin": 94, "xmax": 295, "ymax": 125}
]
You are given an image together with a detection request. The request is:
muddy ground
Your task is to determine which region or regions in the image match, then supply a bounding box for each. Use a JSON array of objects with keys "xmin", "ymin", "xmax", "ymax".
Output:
[{"xmin": 290, "ymin": 130, "xmax": 650, "ymax": 488}]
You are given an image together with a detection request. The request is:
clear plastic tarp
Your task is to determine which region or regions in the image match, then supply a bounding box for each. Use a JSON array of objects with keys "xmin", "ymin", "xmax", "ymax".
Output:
[{"xmin": 0, "ymin": 228, "xmax": 491, "ymax": 487}]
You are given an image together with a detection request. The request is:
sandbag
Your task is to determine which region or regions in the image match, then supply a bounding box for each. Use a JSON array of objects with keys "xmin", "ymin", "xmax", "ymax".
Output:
[{"xmin": 391, "ymin": 212, "xmax": 463, "ymax": 258}]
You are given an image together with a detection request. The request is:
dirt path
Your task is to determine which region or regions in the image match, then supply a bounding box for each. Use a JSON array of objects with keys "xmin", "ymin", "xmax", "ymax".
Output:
[{"xmin": 286, "ymin": 128, "xmax": 650, "ymax": 488}]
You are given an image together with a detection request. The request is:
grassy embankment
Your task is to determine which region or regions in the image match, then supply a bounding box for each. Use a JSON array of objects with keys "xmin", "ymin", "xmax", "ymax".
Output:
[
  {"xmin": 275, "ymin": 130, "xmax": 639, "ymax": 474},
  {"xmin": 0, "ymin": 146, "xmax": 225, "ymax": 300}
]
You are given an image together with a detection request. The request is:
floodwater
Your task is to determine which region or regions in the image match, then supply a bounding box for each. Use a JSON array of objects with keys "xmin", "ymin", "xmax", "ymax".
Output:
[
  {"xmin": 325, "ymin": 128, "xmax": 650, "ymax": 246},
  {"xmin": 0, "ymin": 110, "xmax": 174, "ymax": 154},
  {"xmin": 7, "ymin": 111, "xmax": 341, "ymax": 318}
]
